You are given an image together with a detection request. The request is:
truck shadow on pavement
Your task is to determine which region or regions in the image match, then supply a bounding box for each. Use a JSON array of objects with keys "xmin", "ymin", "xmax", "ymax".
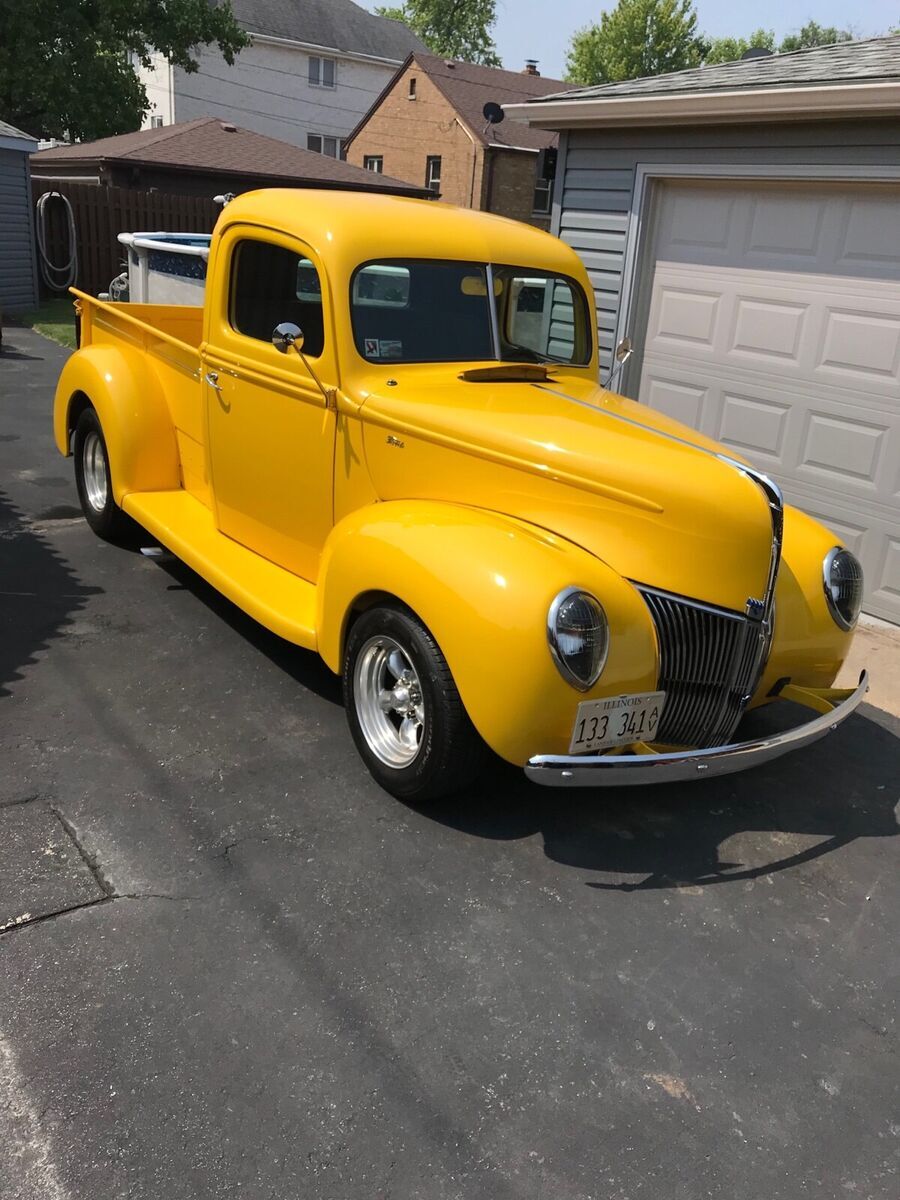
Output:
[
  {"xmin": 150, "ymin": 545, "xmax": 897, "ymax": 894},
  {"xmin": 0, "ymin": 490, "xmax": 102, "ymax": 698},
  {"xmin": 426, "ymin": 704, "xmax": 899, "ymax": 891}
]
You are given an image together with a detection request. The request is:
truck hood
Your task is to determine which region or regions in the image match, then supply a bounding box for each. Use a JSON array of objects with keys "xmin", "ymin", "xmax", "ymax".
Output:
[{"xmin": 358, "ymin": 370, "xmax": 776, "ymax": 614}]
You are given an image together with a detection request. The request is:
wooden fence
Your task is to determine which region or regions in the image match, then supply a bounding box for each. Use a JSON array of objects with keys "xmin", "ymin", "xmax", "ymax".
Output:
[{"xmin": 32, "ymin": 180, "xmax": 219, "ymax": 298}]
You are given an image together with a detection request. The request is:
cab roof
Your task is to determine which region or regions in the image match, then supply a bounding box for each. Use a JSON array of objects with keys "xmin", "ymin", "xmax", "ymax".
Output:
[{"xmin": 216, "ymin": 189, "xmax": 582, "ymax": 279}]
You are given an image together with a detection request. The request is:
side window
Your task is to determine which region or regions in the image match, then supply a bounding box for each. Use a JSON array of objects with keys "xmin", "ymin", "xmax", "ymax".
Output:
[
  {"xmin": 495, "ymin": 267, "xmax": 590, "ymax": 364},
  {"xmin": 230, "ymin": 240, "xmax": 326, "ymax": 358}
]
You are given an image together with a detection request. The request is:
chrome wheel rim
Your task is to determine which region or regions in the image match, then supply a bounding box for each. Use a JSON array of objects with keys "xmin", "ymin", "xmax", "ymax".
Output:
[
  {"xmin": 354, "ymin": 635, "xmax": 425, "ymax": 768},
  {"xmin": 82, "ymin": 431, "xmax": 108, "ymax": 512}
]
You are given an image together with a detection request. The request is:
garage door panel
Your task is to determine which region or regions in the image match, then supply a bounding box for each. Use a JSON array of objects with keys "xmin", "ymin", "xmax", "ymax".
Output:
[
  {"xmin": 731, "ymin": 296, "xmax": 807, "ymax": 361},
  {"xmin": 874, "ymin": 538, "xmax": 900, "ymax": 619},
  {"xmin": 818, "ymin": 307, "xmax": 900, "ymax": 381},
  {"xmin": 638, "ymin": 180, "xmax": 900, "ymax": 622},
  {"xmin": 643, "ymin": 375, "xmax": 709, "ymax": 429},
  {"xmin": 657, "ymin": 186, "xmax": 739, "ymax": 256},
  {"xmin": 838, "ymin": 193, "xmax": 900, "ymax": 277},
  {"xmin": 745, "ymin": 191, "xmax": 829, "ymax": 261},
  {"xmin": 650, "ymin": 284, "xmax": 722, "ymax": 349},
  {"xmin": 799, "ymin": 410, "xmax": 888, "ymax": 487},
  {"xmin": 718, "ymin": 392, "xmax": 791, "ymax": 459}
]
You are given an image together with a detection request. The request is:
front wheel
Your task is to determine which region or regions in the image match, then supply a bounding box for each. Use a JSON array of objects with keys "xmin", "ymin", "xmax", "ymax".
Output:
[
  {"xmin": 343, "ymin": 605, "xmax": 487, "ymax": 802},
  {"xmin": 73, "ymin": 407, "xmax": 131, "ymax": 540}
]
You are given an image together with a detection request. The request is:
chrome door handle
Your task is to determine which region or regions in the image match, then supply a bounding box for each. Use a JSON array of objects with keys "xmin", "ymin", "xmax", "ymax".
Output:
[{"xmin": 204, "ymin": 371, "xmax": 222, "ymax": 392}]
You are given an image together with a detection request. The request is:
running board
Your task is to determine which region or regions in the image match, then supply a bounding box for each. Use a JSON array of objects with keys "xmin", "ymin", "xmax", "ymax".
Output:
[{"xmin": 123, "ymin": 490, "xmax": 317, "ymax": 650}]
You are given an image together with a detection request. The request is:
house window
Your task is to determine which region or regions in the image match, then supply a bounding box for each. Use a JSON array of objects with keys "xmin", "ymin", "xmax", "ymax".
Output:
[
  {"xmin": 363, "ymin": 155, "xmax": 384, "ymax": 173},
  {"xmin": 408, "ymin": 76, "xmax": 417, "ymax": 100},
  {"xmin": 533, "ymin": 175, "xmax": 552, "ymax": 215},
  {"xmin": 309, "ymin": 56, "xmax": 336, "ymax": 88},
  {"xmin": 150, "ymin": 116, "xmax": 164, "ymax": 129},
  {"xmin": 425, "ymin": 155, "xmax": 441, "ymax": 193},
  {"xmin": 307, "ymin": 133, "xmax": 340, "ymax": 158}
]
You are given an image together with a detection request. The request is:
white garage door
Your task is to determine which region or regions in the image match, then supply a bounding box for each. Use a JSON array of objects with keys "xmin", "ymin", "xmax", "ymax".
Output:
[{"xmin": 637, "ymin": 179, "xmax": 900, "ymax": 623}]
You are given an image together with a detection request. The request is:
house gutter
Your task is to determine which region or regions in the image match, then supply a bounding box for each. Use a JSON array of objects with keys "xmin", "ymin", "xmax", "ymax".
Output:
[
  {"xmin": 250, "ymin": 32, "xmax": 404, "ymax": 69},
  {"xmin": 505, "ymin": 81, "xmax": 900, "ymax": 128}
]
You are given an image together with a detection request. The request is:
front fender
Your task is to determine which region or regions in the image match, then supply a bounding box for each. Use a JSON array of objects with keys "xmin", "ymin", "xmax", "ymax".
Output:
[
  {"xmin": 53, "ymin": 345, "xmax": 179, "ymax": 501},
  {"xmin": 755, "ymin": 504, "xmax": 855, "ymax": 700},
  {"xmin": 317, "ymin": 501, "xmax": 658, "ymax": 765}
]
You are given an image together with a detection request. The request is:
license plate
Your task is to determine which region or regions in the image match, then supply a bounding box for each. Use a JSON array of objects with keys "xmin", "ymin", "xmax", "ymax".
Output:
[{"xmin": 569, "ymin": 690, "xmax": 666, "ymax": 754}]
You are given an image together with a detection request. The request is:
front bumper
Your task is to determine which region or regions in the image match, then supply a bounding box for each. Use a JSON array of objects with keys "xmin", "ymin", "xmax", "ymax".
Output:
[{"xmin": 525, "ymin": 671, "xmax": 868, "ymax": 788}]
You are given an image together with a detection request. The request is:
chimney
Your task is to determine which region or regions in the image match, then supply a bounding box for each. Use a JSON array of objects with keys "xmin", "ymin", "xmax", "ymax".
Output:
[{"xmin": 522, "ymin": 59, "xmax": 540, "ymax": 76}]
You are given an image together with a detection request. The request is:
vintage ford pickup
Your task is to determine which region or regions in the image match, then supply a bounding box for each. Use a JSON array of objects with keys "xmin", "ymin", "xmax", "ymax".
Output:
[{"xmin": 54, "ymin": 189, "xmax": 867, "ymax": 800}]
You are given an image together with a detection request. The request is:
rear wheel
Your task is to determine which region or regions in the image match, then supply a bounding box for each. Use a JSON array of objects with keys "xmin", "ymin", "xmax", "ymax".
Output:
[
  {"xmin": 343, "ymin": 605, "xmax": 487, "ymax": 802},
  {"xmin": 73, "ymin": 407, "xmax": 130, "ymax": 540}
]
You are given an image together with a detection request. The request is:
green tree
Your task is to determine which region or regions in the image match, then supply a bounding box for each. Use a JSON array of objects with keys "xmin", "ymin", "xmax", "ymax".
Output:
[
  {"xmin": 779, "ymin": 20, "xmax": 854, "ymax": 52},
  {"xmin": 704, "ymin": 28, "xmax": 775, "ymax": 65},
  {"xmin": 566, "ymin": 0, "xmax": 706, "ymax": 85},
  {"xmin": 375, "ymin": 0, "xmax": 501, "ymax": 66},
  {"xmin": 0, "ymin": 0, "xmax": 247, "ymax": 140}
]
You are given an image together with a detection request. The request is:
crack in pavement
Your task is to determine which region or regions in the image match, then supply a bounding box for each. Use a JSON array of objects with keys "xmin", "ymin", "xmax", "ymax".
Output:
[
  {"xmin": 51, "ymin": 807, "xmax": 116, "ymax": 898},
  {"xmin": 0, "ymin": 893, "xmax": 197, "ymax": 939}
]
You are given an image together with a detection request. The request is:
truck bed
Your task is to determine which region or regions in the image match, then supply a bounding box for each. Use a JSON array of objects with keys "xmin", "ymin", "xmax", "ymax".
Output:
[
  {"xmin": 75, "ymin": 292, "xmax": 204, "ymax": 352},
  {"xmin": 74, "ymin": 290, "xmax": 208, "ymax": 502}
]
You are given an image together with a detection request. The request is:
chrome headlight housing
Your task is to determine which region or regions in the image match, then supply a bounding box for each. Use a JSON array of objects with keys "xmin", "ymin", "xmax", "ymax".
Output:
[
  {"xmin": 823, "ymin": 547, "xmax": 863, "ymax": 631},
  {"xmin": 547, "ymin": 587, "xmax": 609, "ymax": 691}
]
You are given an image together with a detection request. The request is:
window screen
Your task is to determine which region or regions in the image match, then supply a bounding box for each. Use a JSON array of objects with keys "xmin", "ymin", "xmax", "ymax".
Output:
[{"xmin": 230, "ymin": 240, "xmax": 326, "ymax": 358}]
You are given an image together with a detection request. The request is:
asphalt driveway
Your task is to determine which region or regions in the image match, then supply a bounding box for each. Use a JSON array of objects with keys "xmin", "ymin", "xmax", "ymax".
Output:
[{"xmin": 1, "ymin": 324, "xmax": 897, "ymax": 1200}]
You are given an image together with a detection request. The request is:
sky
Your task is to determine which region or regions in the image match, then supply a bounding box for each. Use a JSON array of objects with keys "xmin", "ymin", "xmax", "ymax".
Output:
[{"xmin": 362, "ymin": 1, "xmax": 899, "ymax": 80}]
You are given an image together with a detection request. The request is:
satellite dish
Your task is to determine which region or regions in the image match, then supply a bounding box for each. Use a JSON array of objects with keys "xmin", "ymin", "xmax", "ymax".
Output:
[{"xmin": 483, "ymin": 101, "xmax": 505, "ymax": 125}]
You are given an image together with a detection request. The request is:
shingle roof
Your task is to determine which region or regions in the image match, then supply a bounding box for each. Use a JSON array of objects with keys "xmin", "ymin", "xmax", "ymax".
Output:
[
  {"xmin": 30, "ymin": 118, "xmax": 429, "ymax": 194},
  {"xmin": 348, "ymin": 52, "xmax": 571, "ymax": 151},
  {"xmin": 230, "ymin": 0, "xmax": 427, "ymax": 61},
  {"xmin": 0, "ymin": 118, "xmax": 37, "ymax": 142},
  {"xmin": 531, "ymin": 34, "xmax": 900, "ymax": 104},
  {"xmin": 415, "ymin": 54, "xmax": 569, "ymax": 149}
]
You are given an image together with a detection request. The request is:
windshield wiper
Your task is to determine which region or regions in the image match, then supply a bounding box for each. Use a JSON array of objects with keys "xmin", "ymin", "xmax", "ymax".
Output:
[{"xmin": 501, "ymin": 342, "xmax": 567, "ymax": 365}]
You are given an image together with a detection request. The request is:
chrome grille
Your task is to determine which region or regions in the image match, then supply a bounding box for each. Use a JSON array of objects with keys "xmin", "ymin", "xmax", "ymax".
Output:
[{"xmin": 638, "ymin": 586, "xmax": 768, "ymax": 749}]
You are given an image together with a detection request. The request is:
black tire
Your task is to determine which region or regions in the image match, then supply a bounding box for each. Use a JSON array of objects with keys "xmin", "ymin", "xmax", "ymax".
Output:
[
  {"xmin": 72, "ymin": 407, "xmax": 131, "ymax": 540},
  {"xmin": 343, "ymin": 605, "xmax": 487, "ymax": 802}
]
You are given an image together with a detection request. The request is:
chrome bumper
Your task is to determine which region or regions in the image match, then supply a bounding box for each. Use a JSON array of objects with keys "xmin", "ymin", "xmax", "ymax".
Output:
[{"xmin": 525, "ymin": 671, "xmax": 868, "ymax": 788}]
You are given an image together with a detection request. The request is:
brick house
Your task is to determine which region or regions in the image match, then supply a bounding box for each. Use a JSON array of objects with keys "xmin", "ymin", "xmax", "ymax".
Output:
[{"xmin": 344, "ymin": 54, "xmax": 569, "ymax": 229}]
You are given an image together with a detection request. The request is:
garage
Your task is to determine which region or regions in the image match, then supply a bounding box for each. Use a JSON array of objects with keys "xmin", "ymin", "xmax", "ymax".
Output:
[
  {"xmin": 637, "ymin": 179, "xmax": 900, "ymax": 622},
  {"xmin": 0, "ymin": 119, "xmax": 39, "ymax": 317},
  {"xmin": 507, "ymin": 34, "xmax": 900, "ymax": 622}
]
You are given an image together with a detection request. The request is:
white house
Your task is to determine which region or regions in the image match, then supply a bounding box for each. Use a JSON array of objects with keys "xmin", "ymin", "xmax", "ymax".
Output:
[{"xmin": 136, "ymin": 0, "xmax": 426, "ymax": 156}]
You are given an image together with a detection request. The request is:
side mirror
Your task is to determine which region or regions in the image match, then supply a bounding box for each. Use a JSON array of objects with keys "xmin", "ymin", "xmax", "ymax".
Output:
[
  {"xmin": 272, "ymin": 321, "xmax": 304, "ymax": 353},
  {"xmin": 603, "ymin": 335, "xmax": 634, "ymax": 391}
]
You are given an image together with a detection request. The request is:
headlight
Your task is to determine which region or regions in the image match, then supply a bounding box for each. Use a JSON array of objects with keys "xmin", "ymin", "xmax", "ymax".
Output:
[
  {"xmin": 547, "ymin": 587, "xmax": 609, "ymax": 690},
  {"xmin": 823, "ymin": 547, "xmax": 863, "ymax": 631}
]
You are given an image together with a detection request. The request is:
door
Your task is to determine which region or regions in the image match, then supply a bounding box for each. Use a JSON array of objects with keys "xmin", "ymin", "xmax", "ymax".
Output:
[
  {"xmin": 636, "ymin": 180, "xmax": 900, "ymax": 623},
  {"xmin": 204, "ymin": 228, "xmax": 337, "ymax": 582}
]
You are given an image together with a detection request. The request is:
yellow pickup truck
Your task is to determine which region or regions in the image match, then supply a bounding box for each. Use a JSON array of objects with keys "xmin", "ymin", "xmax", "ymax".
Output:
[{"xmin": 54, "ymin": 189, "xmax": 866, "ymax": 801}]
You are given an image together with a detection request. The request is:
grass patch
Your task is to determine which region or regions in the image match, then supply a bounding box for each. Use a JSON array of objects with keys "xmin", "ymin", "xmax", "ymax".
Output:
[{"xmin": 14, "ymin": 296, "xmax": 78, "ymax": 349}]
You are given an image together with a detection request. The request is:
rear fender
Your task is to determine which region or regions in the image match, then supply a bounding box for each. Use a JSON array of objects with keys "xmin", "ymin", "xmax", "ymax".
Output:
[
  {"xmin": 53, "ymin": 345, "xmax": 179, "ymax": 502},
  {"xmin": 317, "ymin": 501, "xmax": 658, "ymax": 764}
]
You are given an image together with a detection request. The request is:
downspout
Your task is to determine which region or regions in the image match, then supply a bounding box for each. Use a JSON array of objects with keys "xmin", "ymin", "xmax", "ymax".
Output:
[{"xmin": 454, "ymin": 117, "xmax": 479, "ymax": 209}]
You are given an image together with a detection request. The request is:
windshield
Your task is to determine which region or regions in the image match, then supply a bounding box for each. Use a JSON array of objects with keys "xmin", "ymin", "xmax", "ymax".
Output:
[{"xmin": 350, "ymin": 259, "xmax": 591, "ymax": 366}]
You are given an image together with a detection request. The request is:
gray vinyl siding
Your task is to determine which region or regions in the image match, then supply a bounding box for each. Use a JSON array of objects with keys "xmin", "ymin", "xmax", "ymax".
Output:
[
  {"xmin": 553, "ymin": 118, "xmax": 900, "ymax": 375},
  {"xmin": 0, "ymin": 148, "xmax": 38, "ymax": 310}
]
